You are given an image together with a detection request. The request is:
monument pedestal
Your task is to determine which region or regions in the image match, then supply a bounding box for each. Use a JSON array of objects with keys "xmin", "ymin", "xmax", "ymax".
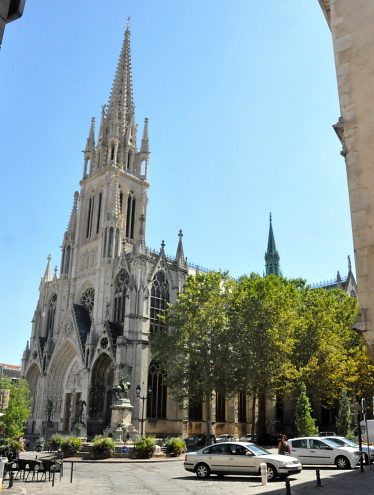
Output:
[
  {"xmin": 110, "ymin": 399, "xmax": 137, "ymax": 456},
  {"xmin": 71, "ymin": 422, "xmax": 87, "ymax": 439}
]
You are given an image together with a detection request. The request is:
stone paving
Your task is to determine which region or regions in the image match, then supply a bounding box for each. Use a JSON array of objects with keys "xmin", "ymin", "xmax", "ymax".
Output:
[{"xmin": 2, "ymin": 457, "xmax": 374, "ymax": 495}]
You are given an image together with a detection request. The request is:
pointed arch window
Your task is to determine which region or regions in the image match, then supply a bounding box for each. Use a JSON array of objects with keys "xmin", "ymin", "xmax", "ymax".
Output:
[
  {"xmin": 150, "ymin": 271, "xmax": 169, "ymax": 334},
  {"xmin": 96, "ymin": 192, "xmax": 102, "ymax": 234},
  {"xmin": 107, "ymin": 227, "xmax": 114, "ymax": 258},
  {"xmin": 147, "ymin": 361, "xmax": 167, "ymax": 420},
  {"xmin": 125, "ymin": 194, "xmax": 136, "ymax": 239},
  {"xmin": 86, "ymin": 196, "xmax": 95, "ymax": 238},
  {"xmin": 238, "ymin": 392, "xmax": 247, "ymax": 423},
  {"xmin": 113, "ymin": 269, "xmax": 129, "ymax": 325},
  {"xmin": 216, "ymin": 392, "xmax": 226, "ymax": 422},
  {"xmin": 189, "ymin": 398, "xmax": 203, "ymax": 421},
  {"xmin": 46, "ymin": 294, "xmax": 57, "ymax": 339}
]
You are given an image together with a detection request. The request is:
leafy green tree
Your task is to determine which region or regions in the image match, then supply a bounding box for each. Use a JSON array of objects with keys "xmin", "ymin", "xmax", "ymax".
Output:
[
  {"xmin": 0, "ymin": 378, "xmax": 31, "ymax": 443},
  {"xmin": 336, "ymin": 389, "xmax": 352, "ymax": 436},
  {"xmin": 291, "ymin": 287, "xmax": 360, "ymax": 403},
  {"xmin": 295, "ymin": 382, "xmax": 318, "ymax": 436},
  {"xmin": 150, "ymin": 272, "xmax": 233, "ymax": 443},
  {"xmin": 228, "ymin": 274, "xmax": 300, "ymax": 440}
]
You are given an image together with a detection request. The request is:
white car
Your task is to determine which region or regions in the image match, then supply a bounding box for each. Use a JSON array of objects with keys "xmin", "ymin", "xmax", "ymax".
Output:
[
  {"xmin": 184, "ymin": 441, "xmax": 302, "ymax": 481},
  {"xmin": 324, "ymin": 436, "xmax": 374, "ymax": 465},
  {"xmin": 288, "ymin": 437, "xmax": 361, "ymax": 469}
]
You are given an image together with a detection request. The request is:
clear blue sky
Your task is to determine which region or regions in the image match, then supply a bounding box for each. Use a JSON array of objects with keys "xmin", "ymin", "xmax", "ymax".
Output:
[{"xmin": 0, "ymin": 1, "xmax": 353, "ymax": 364}]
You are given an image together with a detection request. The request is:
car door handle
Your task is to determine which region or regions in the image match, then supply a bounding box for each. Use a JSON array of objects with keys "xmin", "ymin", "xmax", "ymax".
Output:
[{"xmin": 310, "ymin": 450, "xmax": 315, "ymax": 453}]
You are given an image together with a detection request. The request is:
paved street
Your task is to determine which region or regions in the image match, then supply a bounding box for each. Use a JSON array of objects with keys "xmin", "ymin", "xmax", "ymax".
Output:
[{"xmin": 4, "ymin": 458, "xmax": 374, "ymax": 495}]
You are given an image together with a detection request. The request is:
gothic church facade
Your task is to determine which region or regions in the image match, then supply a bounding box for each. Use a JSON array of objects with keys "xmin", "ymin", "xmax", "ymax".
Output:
[{"xmin": 22, "ymin": 24, "xmax": 192, "ymax": 438}]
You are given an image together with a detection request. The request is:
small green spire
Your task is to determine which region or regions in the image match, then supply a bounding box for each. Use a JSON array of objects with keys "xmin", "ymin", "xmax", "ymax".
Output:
[{"xmin": 265, "ymin": 213, "xmax": 281, "ymax": 276}]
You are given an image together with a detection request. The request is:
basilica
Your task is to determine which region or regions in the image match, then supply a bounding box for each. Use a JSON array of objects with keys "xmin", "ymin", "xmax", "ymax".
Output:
[{"xmin": 21, "ymin": 23, "xmax": 357, "ymax": 440}]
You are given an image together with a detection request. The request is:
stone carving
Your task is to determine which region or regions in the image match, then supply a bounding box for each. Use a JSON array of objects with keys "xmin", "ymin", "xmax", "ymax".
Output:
[
  {"xmin": 78, "ymin": 399, "xmax": 86, "ymax": 423},
  {"xmin": 113, "ymin": 375, "xmax": 131, "ymax": 402},
  {"xmin": 46, "ymin": 398, "xmax": 53, "ymax": 422}
]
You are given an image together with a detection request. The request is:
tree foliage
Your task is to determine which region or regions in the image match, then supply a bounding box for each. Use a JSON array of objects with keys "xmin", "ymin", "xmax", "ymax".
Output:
[
  {"xmin": 295, "ymin": 383, "xmax": 318, "ymax": 436},
  {"xmin": 228, "ymin": 274, "xmax": 301, "ymax": 438},
  {"xmin": 336, "ymin": 389, "xmax": 352, "ymax": 436},
  {"xmin": 0, "ymin": 378, "xmax": 31, "ymax": 443},
  {"xmin": 150, "ymin": 268, "xmax": 369, "ymax": 437},
  {"xmin": 150, "ymin": 272, "xmax": 233, "ymax": 438}
]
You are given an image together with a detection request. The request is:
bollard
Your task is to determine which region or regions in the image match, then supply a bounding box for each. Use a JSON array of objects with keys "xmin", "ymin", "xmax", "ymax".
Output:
[
  {"xmin": 316, "ymin": 469, "xmax": 323, "ymax": 487},
  {"xmin": 260, "ymin": 462, "xmax": 267, "ymax": 485},
  {"xmin": 70, "ymin": 461, "xmax": 74, "ymax": 483},
  {"xmin": 0, "ymin": 456, "xmax": 8, "ymax": 493},
  {"xmin": 285, "ymin": 479, "xmax": 291, "ymax": 495},
  {"xmin": 52, "ymin": 461, "xmax": 55, "ymax": 487},
  {"xmin": 8, "ymin": 471, "xmax": 14, "ymax": 489}
]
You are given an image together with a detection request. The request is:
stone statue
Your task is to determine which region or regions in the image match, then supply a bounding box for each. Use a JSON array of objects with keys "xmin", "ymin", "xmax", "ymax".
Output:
[
  {"xmin": 46, "ymin": 399, "xmax": 53, "ymax": 423},
  {"xmin": 78, "ymin": 399, "xmax": 86, "ymax": 424},
  {"xmin": 113, "ymin": 375, "xmax": 131, "ymax": 402}
]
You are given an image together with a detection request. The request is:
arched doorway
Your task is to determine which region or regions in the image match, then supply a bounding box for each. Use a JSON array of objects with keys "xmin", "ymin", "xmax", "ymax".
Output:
[{"xmin": 88, "ymin": 353, "xmax": 114, "ymax": 436}]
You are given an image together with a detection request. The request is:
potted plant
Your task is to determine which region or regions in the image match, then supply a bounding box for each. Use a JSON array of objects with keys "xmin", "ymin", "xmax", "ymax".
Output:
[
  {"xmin": 60, "ymin": 436, "xmax": 82, "ymax": 457},
  {"xmin": 135, "ymin": 436, "xmax": 156, "ymax": 459},
  {"xmin": 165, "ymin": 437, "xmax": 186, "ymax": 457},
  {"xmin": 92, "ymin": 436, "xmax": 115, "ymax": 459},
  {"xmin": 49, "ymin": 433, "xmax": 65, "ymax": 451}
]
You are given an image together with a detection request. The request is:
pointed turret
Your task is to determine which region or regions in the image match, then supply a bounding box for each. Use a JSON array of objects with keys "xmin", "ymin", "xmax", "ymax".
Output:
[
  {"xmin": 336, "ymin": 270, "xmax": 342, "ymax": 287},
  {"xmin": 67, "ymin": 191, "xmax": 79, "ymax": 236},
  {"xmin": 83, "ymin": 117, "xmax": 96, "ymax": 179},
  {"xmin": 140, "ymin": 118, "xmax": 149, "ymax": 155},
  {"xmin": 43, "ymin": 255, "xmax": 52, "ymax": 283},
  {"xmin": 85, "ymin": 117, "xmax": 95, "ymax": 152},
  {"xmin": 348, "ymin": 254, "xmax": 352, "ymax": 273},
  {"xmin": 265, "ymin": 213, "xmax": 281, "ymax": 276},
  {"xmin": 176, "ymin": 229, "xmax": 186, "ymax": 268},
  {"xmin": 139, "ymin": 117, "xmax": 150, "ymax": 178}
]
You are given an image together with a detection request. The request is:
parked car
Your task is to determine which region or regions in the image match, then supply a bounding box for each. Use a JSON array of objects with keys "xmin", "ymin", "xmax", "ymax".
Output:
[
  {"xmin": 216, "ymin": 434, "xmax": 238, "ymax": 443},
  {"xmin": 288, "ymin": 437, "xmax": 361, "ymax": 469},
  {"xmin": 324, "ymin": 436, "xmax": 374, "ymax": 465},
  {"xmin": 239, "ymin": 433, "xmax": 257, "ymax": 443},
  {"xmin": 185, "ymin": 434, "xmax": 215, "ymax": 450},
  {"xmin": 184, "ymin": 441, "xmax": 302, "ymax": 481}
]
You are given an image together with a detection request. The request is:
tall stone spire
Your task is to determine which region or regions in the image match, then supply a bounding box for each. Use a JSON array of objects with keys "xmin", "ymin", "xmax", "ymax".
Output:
[
  {"xmin": 107, "ymin": 18, "xmax": 135, "ymax": 134},
  {"xmin": 265, "ymin": 213, "xmax": 281, "ymax": 276}
]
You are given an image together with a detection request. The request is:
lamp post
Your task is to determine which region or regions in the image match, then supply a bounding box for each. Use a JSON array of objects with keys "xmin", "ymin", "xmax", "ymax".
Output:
[{"xmin": 136, "ymin": 384, "xmax": 152, "ymax": 437}]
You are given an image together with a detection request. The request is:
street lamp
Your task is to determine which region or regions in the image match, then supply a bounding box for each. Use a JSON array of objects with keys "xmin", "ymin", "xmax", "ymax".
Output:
[{"xmin": 136, "ymin": 384, "xmax": 152, "ymax": 437}]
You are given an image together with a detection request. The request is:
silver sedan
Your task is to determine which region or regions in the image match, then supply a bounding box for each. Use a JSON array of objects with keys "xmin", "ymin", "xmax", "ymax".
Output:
[{"xmin": 184, "ymin": 441, "xmax": 302, "ymax": 481}]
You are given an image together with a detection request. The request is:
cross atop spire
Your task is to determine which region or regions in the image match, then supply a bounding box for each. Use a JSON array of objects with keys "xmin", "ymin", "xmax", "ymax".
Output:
[{"xmin": 265, "ymin": 213, "xmax": 281, "ymax": 276}]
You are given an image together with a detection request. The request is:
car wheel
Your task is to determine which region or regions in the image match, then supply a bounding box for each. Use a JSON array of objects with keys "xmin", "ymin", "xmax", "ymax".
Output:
[
  {"xmin": 266, "ymin": 464, "xmax": 277, "ymax": 481},
  {"xmin": 195, "ymin": 463, "xmax": 211, "ymax": 479},
  {"xmin": 335, "ymin": 456, "xmax": 351, "ymax": 469}
]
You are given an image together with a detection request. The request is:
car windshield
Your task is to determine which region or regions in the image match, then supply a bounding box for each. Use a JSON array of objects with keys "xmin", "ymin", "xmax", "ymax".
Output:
[
  {"xmin": 245, "ymin": 444, "xmax": 270, "ymax": 455},
  {"xmin": 321, "ymin": 438, "xmax": 344, "ymax": 448},
  {"xmin": 338, "ymin": 438, "xmax": 357, "ymax": 447}
]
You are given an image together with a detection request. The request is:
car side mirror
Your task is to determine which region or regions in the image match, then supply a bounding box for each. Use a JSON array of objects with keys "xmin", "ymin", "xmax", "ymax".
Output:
[
  {"xmin": 325, "ymin": 446, "xmax": 332, "ymax": 450},
  {"xmin": 245, "ymin": 452, "xmax": 253, "ymax": 456}
]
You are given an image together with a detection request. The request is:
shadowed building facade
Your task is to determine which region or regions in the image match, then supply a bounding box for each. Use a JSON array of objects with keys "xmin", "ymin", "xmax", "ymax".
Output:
[{"xmin": 319, "ymin": 0, "xmax": 374, "ymax": 358}]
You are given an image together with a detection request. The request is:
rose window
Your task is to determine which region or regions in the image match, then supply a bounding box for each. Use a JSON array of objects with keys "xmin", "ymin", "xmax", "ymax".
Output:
[{"xmin": 80, "ymin": 288, "xmax": 95, "ymax": 313}]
